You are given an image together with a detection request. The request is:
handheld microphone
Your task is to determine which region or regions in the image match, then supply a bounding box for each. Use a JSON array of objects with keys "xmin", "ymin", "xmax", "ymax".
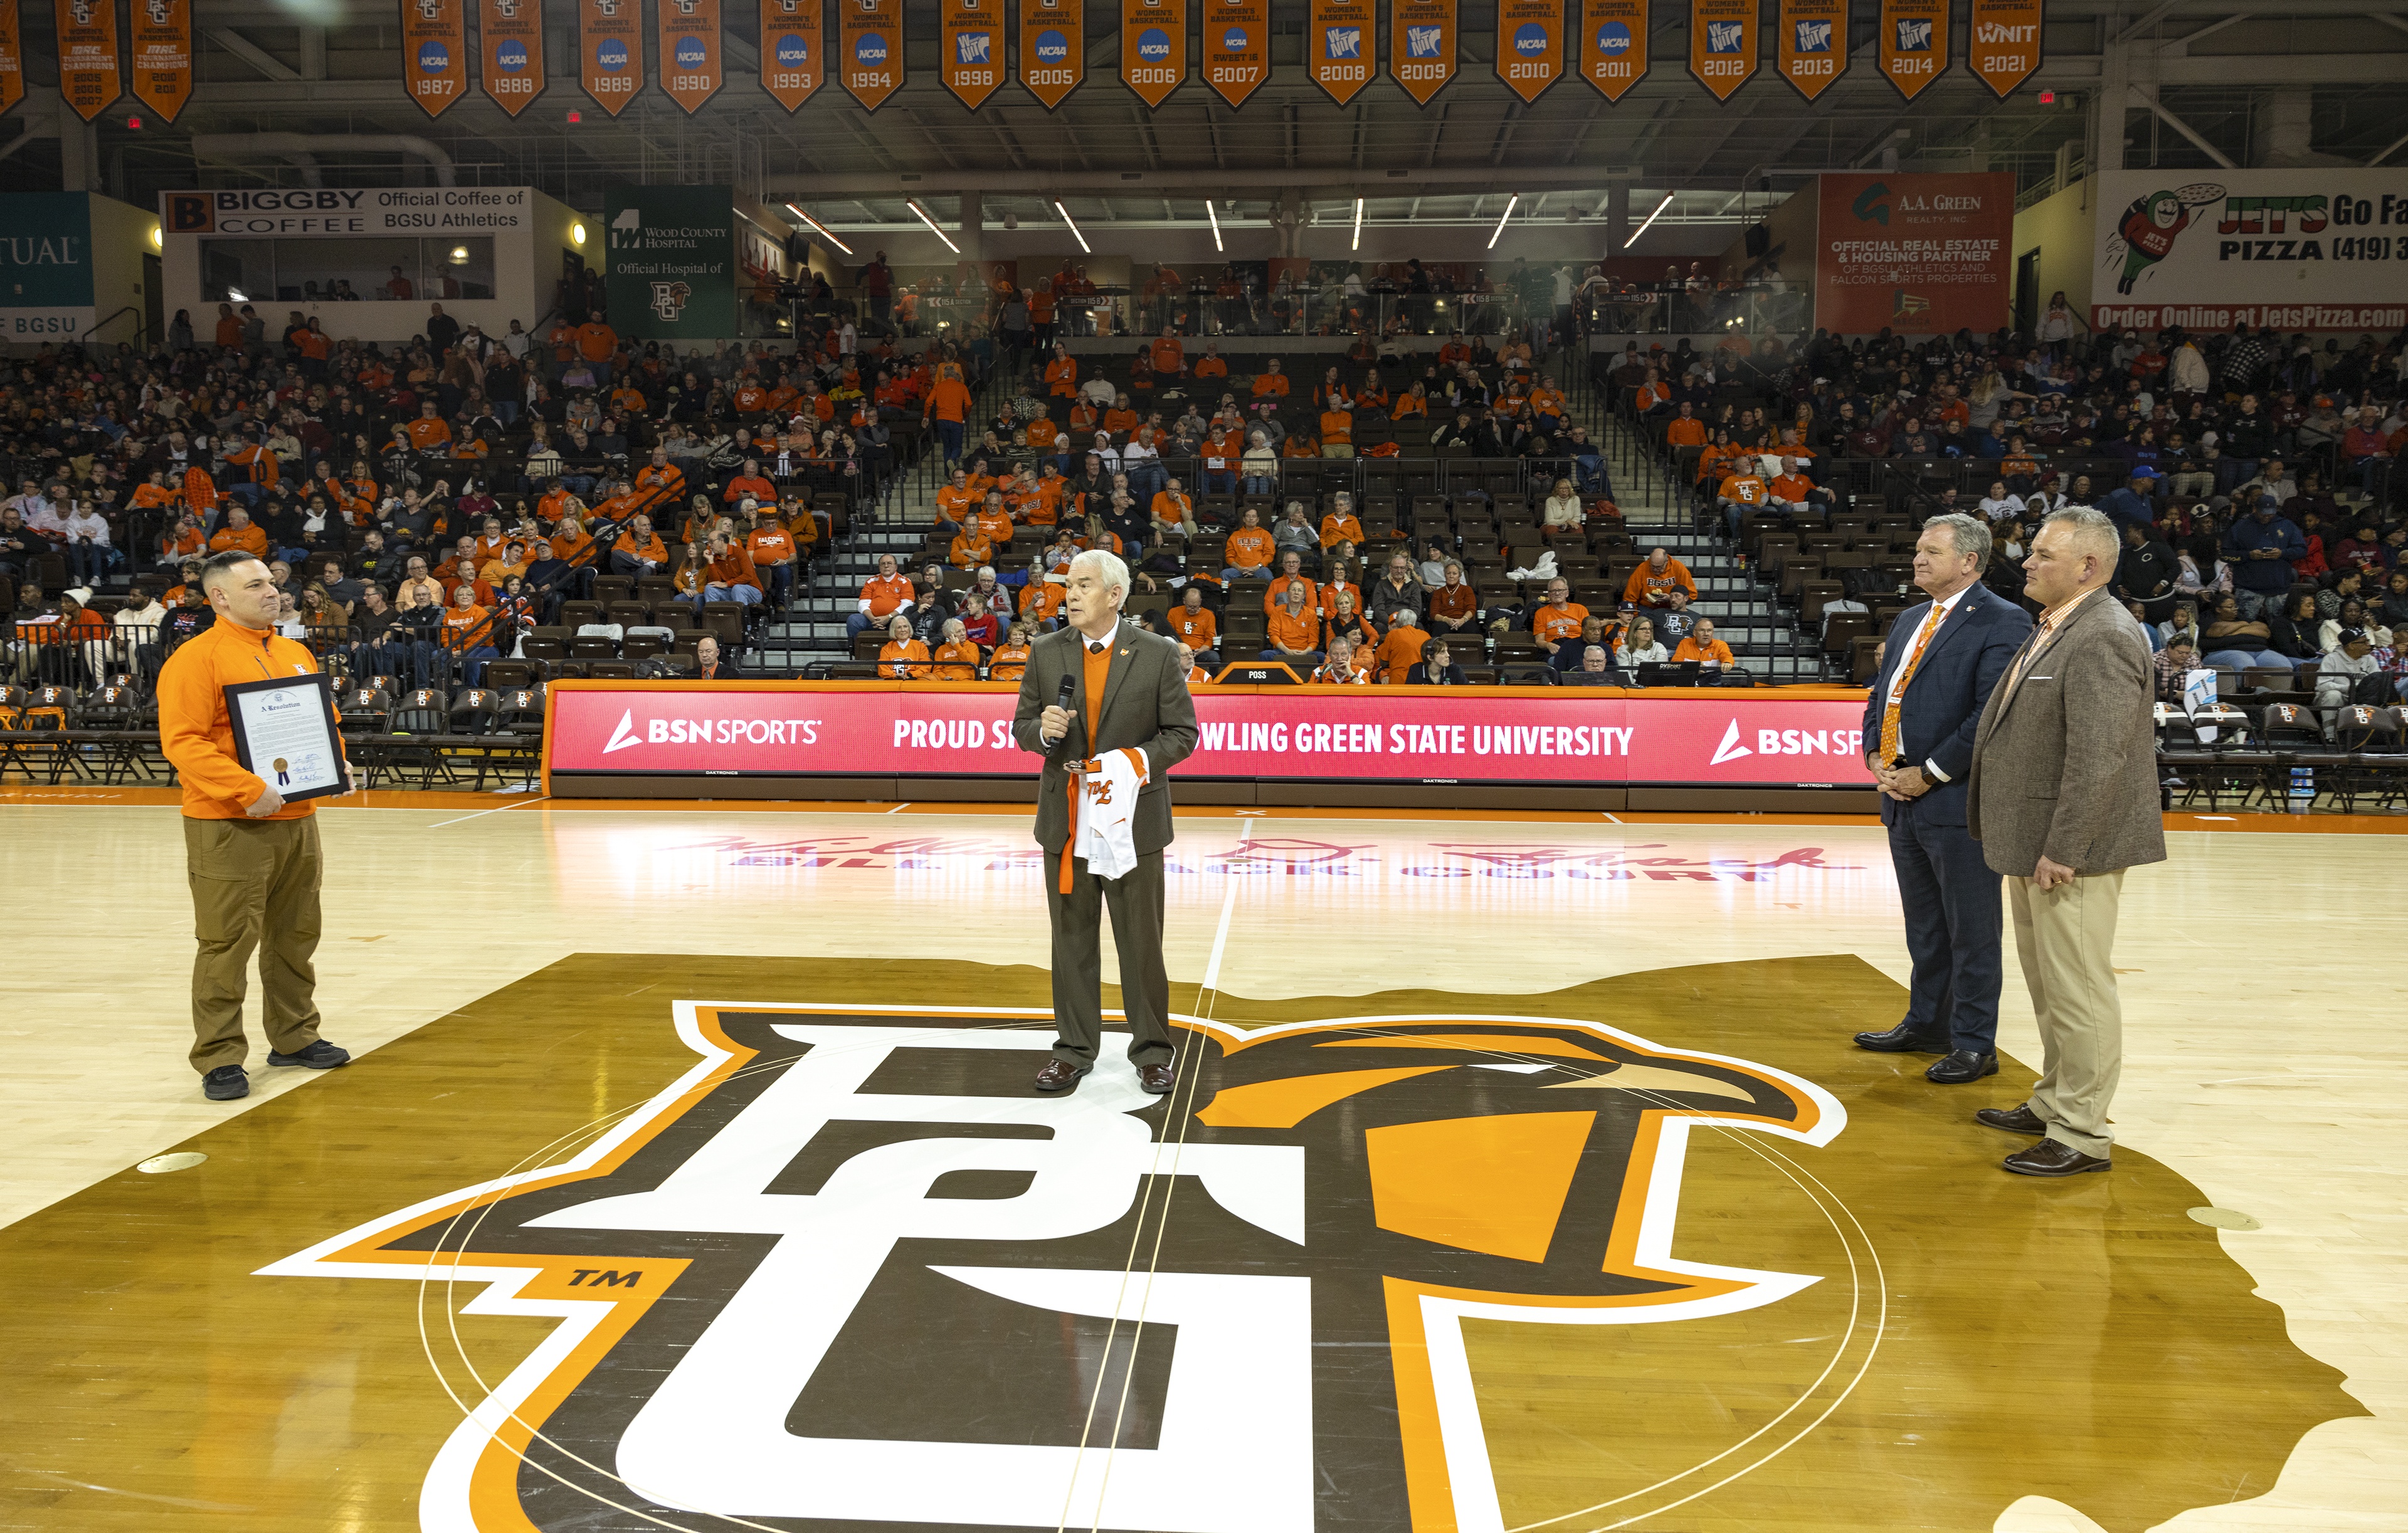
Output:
[{"xmin": 1048, "ymin": 674, "xmax": 1077, "ymax": 757}]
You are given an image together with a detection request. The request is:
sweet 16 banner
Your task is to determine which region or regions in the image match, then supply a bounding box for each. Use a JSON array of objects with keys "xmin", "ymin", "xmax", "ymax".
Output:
[{"xmin": 547, "ymin": 684, "xmax": 1878, "ymax": 789}]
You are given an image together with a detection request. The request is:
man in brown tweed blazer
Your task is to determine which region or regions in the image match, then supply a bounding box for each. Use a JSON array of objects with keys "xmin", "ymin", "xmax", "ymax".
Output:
[{"xmin": 1967, "ymin": 507, "xmax": 2167, "ymax": 1177}]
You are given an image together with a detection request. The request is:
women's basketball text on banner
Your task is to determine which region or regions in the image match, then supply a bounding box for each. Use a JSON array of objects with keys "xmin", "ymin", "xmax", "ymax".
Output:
[{"xmin": 1578, "ymin": 0, "xmax": 1647, "ymax": 100}]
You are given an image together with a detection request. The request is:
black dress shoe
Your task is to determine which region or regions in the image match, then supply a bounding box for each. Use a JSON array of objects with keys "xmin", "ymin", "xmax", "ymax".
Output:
[
  {"xmin": 1977, "ymin": 1103, "xmax": 2047, "ymax": 1135},
  {"xmin": 268, "ymin": 1039, "xmax": 351, "ymax": 1070},
  {"xmin": 203, "ymin": 1065, "xmax": 250, "ymax": 1101},
  {"xmin": 1925, "ymin": 1050, "xmax": 1999, "ymax": 1084},
  {"xmin": 1853, "ymin": 1022, "xmax": 1948, "ymax": 1054},
  {"xmin": 1033, "ymin": 1058, "xmax": 1092, "ymax": 1093},
  {"xmin": 2002, "ymin": 1139, "xmax": 2111, "ymax": 1177},
  {"xmin": 1138, "ymin": 1062, "xmax": 1176, "ymax": 1095}
]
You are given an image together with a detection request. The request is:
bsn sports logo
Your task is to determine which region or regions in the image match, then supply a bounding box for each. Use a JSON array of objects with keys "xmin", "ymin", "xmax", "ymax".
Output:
[
  {"xmin": 596, "ymin": 38, "xmax": 629, "ymax": 70},
  {"xmin": 1709, "ymin": 717, "xmax": 1866, "ymax": 765},
  {"xmin": 1034, "ymin": 28, "xmax": 1069, "ymax": 60},
  {"xmin": 1513, "ymin": 22, "xmax": 1548, "ymax": 55},
  {"xmin": 496, "ymin": 39, "xmax": 529, "ymax": 70},
  {"xmin": 417, "ymin": 40, "xmax": 450, "ymax": 71},
  {"xmin": 855, "ymin": 29, "xmax": 888, "ymax": 63},
  {"xmin": 956, "ymin": 29, "xmax": 991, "ymax": 64},
  {"xmin": 1325, "ymin": 24, "xmax": 1361, "ymax": 57},
  {"xmin": 674, "ymin": 34, "xmax": 710, "ymax": 67},
  {"xmin": 774, "ymin": 31, "xmax": 810, "ymax": 64},
  {"xmin": 1793, "ymin": 18, "xmax": 1831, "ymax": 51},
  {"xmin": 1706, "ymin": 19, "xmax": 1744, "ymax": 51},
  {"xmin": 649, "ymin": 281, "xmax": 693, "ymax": 322},
  {"xmin": 1894, "ymin": 17, "xmax": 1931, "ymax": 50},
  {"xmin": 1221, "ymin": 25, "xmax": 1247, "ymax": 50},
  {"xmin": 1137, "ymin": 26, "xmax": 1171, "ymax": 60},
  {"xmin": 268, "ymin": 1004, "xmax": 1842, "ymax": 1532},
  {"xmin": 1595, "ymin": 20, "xmax": 1632, "ymax": 53},
  {"xmin": 1407, "ymin": 24, "xmax": 1444, "ymax": 56}
]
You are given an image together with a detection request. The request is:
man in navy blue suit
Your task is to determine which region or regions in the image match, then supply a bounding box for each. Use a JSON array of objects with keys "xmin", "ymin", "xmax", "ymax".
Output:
[{"xmin": 1854, "ymin": 514, "xmax": 2036, "ymax": 1083}]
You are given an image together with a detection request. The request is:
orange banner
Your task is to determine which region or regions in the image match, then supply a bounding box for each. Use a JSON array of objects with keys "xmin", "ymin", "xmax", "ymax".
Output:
[
  {"xmin": 840, "ymin": 0, "xmax": 902, "ymax": 110},
  {"xmin": 1201, "ymin": 0, "xmax": 1267, "ymax": 107},
  {"xmin": 1121, "ymin": 0, "xmax": 1186, "ymax": 107},
  {"xmin": 1019, "ymin": 0, "xmax": 1082, "ymax": 108},
  {"xmin": 1877, "ymin": 0, "xmax": 1947, "ymax": 99},
  {"xmin": 760, "ymin": 0, "xmax": 823, "ymax": 109},
  {"xmin": 1578, "ymin": 0, "xmax": 1647, "ymax": 101},
  {"xmin": 581, "ymin": 0, "xmax": 642, "ymax": 116},
  {"xmin": 398, "ymin": 0, "xmax": 467, "ymax": 119},
  {"xmin": 0, "ymin": 0, "xmax": 19, "ymax": 118},
  {"xmin": 1494, "ymin": 0, "xmax": 1561, "ymax": 103},
  {"xmin": 1968, "ymin": 0, "xmax": 2040, "ymax": 98},
  {"xmin": 1307, "ymin": 0, "xmax": 1372, "ymax": 105},
  {"xmin": 660, "ymin": 0, "xmax": 722, "ymax": 112},
  {"xmin": 480, "ymin": 0, "xmax": 546, "ymax": 117},
  {"xmin": 1774, "ymin": 0, "xmax": 1843, "ymax": 100},
  {"xmin": 1687, "ymin": 0, "xmax": 1753, "ymax": 100},
  {"xmin": 1390, "ymin": 0, "xmax": 1455, "ymax": 105},
  {"xmin": 940, "ymin": 0, "xmax": 1001, "ymax": 108},
  {"xmin": 55, "ymin": 0, "xmax": 120, "ymax": 121},
  {"xmin": 129, "ymin": 0, "xmax": 190, "ymax": 121}
]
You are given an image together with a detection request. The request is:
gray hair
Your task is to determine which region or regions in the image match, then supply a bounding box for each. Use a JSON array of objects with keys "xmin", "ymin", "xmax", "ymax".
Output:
[
  {"xmin": 2041, "ymin": 505, "xmax": 2121, "ymax": 567},
  {"xmin": 1923, "ymin": 512, "xmax": 1993, "ymax": 572},
  {"xmin": 1067, "ymin": 547, "xmax": 1131, "ymax": 608}
]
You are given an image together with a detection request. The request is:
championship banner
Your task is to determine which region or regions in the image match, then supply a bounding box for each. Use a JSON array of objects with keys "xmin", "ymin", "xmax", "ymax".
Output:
[
  {"xmin": 1775, "ymin": 0, "xmax": 1844, "ymax": 101},
  {"xmin": 545, "ymin": 682, "xmax": 1881, "ymax": 789},
  {"xmin": 0, "ymin": 0, "xmax": 19, "ymax": 117},
  {"xmin": 1121, "ymin": 0, "xmax": 1186, "ymax": 107},
  {"xmin": 129, "ymin": 0, "xmax": 192, "ymax": 122},
  {"xmin": 1876, "ymin": 0, "xmax": 1946, "ymax": 100},
  {"xmin": 55, "ymin": 0, "xmax": 122, "ymax": 122},
  {"xmin": 1390, "ymin": 0, "xmax": 1455, "ymax": 105},
  {"xmin": 2091, "ymin": 169, "xmax": 2408, "ymax": 334},
  {"xmin": 398, "ymin": 0, "xmax": 467, "ymax": 118},
  {"xmin": 759, "ymin": 0, "xmax": 824, "ymax": 111},
  {"xmin": 581, "ymin": 0, "xmax": 643, "ymax": 117},
  {"xmin": 940, "ymin": 0, "xmax": 1001, "ymax": 108},
  {"xmin": 479, "ymin": 0, "xmax": 545, "ymax": 117},
  {"xmin": 1201, "ymin": 0, "xmax": 1269, "ymax": 108},
  {"xmin": 1308, "ymin": 0, "xmax": 1373, "ymax": 104},
  {"xmin": 1019, "ymin": 0, "xmax": 1082, "ymax": 108},
  {"xmin": 1815, "ymin": 172, "xmax": 2013, "ymax": 332},
  {"xmin": 1968, "ymin": 0, "xmax": 2041, "ymax": 98},
  {"xmin": 1494, "ymin": 0, "xmax": 1560, "ymax": 103},
  {"xmin": 660, "ymin": 0, "xmax": 723, "ymax": 112},
  {"xmin": 1578, "ymin": 0, "xmax": 1647, "ymax": 101},
  {"xmin": 1687, "ymin": 0, "xmax": 1753, "ymax": 101},
  {"xmin": 840, "ymin": 0, "xmax": 902, "ymax": 110}
]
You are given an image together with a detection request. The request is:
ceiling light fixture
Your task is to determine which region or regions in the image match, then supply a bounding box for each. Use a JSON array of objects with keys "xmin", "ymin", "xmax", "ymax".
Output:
[
  {"xmin": 1054, "ymin": 199, "xmax": 1090, "ymax": 254},
  {"xmin": 1486, "ymin": 193, "xmax": 1518, "ymax": 250},
  {"xmin": 784, "ymin": 204, "xmax": 854, "ymax": 256},
  {"xmin": 908, "ymin": 199, "xmax": 960, "ymax": 254},
  {"xmin": 1206, "ymin": 199, "xmax": 1223, "ymax": 252},
  {"xmin": 1351, "ymin": 196, "xmax": 1363, "ymax": 251},
  {"xmin": 1624, "ymin": 192, "xmax": 1674, "ymax": 250}
]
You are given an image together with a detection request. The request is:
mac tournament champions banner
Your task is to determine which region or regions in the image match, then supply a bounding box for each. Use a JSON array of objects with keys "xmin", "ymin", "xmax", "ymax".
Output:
[
  {"xmin": 1814, "ymin": 172, "xmax": 2013, "ymax": 334},
  {"xmin": 605, "ymin": 185, "xmax": 738, "ymax": 340},
  {"xmin": 2092, "ymin": 169, "xmax": 2408, "ymax": 333}
]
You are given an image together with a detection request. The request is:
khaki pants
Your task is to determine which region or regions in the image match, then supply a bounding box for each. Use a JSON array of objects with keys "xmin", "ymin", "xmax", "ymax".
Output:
[
  {"xmin": 2007, "ymin": 869, "xmax": 2124, "ymax": 1157},
  {"xmin": 1043, "ymin": 850, "xmax": 1174, "ymax": 1070},
  {"xmin": 184, "ymin": 815, "xmax": 325, "ymax": 1075}
]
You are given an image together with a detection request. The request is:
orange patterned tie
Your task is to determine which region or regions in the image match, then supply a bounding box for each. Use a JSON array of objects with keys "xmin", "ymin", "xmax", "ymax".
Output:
[{"xmin": 1878, "ymin": 603, "xmax": 1948, "ymax": 763}]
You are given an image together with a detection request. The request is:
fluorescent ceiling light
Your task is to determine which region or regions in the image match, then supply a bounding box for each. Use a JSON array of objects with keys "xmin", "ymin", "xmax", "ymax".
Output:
[
  {"xmin": 784, "ymin": 203, "xmax": 853, "ymax": 256},
  {"xmin": 908, "ymin": 200, "xmax": 960, "ymax": 254},
  {"xmin": 1054, "ymin": 199, "xmax": 1090, "ymax": 254},
  {"xmin": 1625, "ymin": 193, "xmax": 1674, "ymax": 250},
  {"xmin": 1351, "ymin": 198, "xmax": 1363, "ymax": 251},
  {"xmin": 1206, "ymin": 199, "xmax": 1223, "ymax": 252},
  {"xmin": 1486, "ymin": 194, "xmax": 1518, "ymax": 250}
]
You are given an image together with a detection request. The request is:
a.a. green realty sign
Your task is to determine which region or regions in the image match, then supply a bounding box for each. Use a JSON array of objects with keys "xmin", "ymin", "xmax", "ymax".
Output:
[
  {"xmin": 603, "ymin": 185, "xmax": 737, "ymax": 340},
  {"xmin": 0, "ymin": 192, "xmax": 97, "ymax": 340}
]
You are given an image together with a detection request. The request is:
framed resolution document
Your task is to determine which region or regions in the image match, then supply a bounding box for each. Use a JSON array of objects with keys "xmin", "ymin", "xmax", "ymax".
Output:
[{"xmin": 223, "ymin": 673, "xmax": 351, "ymax": 803}]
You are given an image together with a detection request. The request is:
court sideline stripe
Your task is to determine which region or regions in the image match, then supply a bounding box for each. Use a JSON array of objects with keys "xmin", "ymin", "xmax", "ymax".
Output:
[{"xmin": 426, "ymin": 796, "xmax": 551, "ymax": 828}]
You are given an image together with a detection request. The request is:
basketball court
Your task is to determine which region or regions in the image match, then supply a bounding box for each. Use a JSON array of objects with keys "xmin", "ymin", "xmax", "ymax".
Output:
[{"xmin": 4, "ymin": 786, "xmax": 2401, "ymax": 1533}]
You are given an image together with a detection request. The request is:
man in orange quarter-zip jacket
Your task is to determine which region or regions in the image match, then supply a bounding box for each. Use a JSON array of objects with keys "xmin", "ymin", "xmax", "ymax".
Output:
[{"xmin": 156, "ymin": 551, "xmax": 353, "ymax": 1104}]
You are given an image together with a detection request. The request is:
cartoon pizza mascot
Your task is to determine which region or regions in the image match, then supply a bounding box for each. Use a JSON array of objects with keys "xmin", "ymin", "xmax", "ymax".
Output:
[{"xmin": 2110, "ymin": 183, "xmax": 2224, "ymax": 294}]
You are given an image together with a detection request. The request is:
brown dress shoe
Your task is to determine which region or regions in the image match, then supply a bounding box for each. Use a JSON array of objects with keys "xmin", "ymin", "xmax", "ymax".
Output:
[
  {"xmin": 1138, "ymin": 1062, "xmax": 1176, "ymax": 1095},
  {"xmin": 1976, "ymin": 1103, "xmax": 2047, "ymax": 1135},
  {"xmin": 1033, "ymin": 1058, "xmax": 1091, "ymax": 1093},
  {"xmin": 2002, "ymin": 1139, "xmax": 2111, "ymax": 1177}
]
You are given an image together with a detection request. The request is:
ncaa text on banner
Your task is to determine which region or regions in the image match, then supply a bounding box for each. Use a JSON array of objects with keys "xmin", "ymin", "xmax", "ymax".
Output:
[
  {"xmin": 1122, "ymin": 0, "xmax": 1188, "ymax": 107},
  {"xmin": 129, "ymin": 0, "xmax": 192, "ymax": 122},
  {"xmin": 841, "ymin": 0, "xmax": 902, "ymax": 109},
  {"xmin": 55, "ymin": 0, "xmax": 121, "ymax": 120},
  {"xmin": 1019, "ymin": 0, "xmax": 1083, "ymax": 107},
  {"xmin": 1309, "ymin": 0, "xmax": 1375, "ymax": 105},
  {"xmin": 480, "ymin": 0, "xmax": 546, "ymax": 116},
  {"xmin": 659, "ymin": 0, "xmax": 723, "ymax": 111},
  {"xmin": 1578, "ymin": 0, "xmax": 1648, "ymax": 100},
  {"xmin": 582, "ymin": 0, "xmax": 643, "ymax": 115},
  {"xmin": 1968, "ymin": 0, "xmax": 2039, "ymax": 98},
  {"xmin": 1202, "ymin": 0, "xmax": 1269, "ymax": 107},
  {"xmin": 1495, "ymin": 0, "xmax": 1561, "ymax": 103},
  {"xmin": 1775, "ymin": 0, "xmax": 1844, "ymax": 101},
  {"xmin": 398, "ymin": 0, "xmax": 467, "ymax": 118},
  {"xmin": 759, "ymin": 0, "xmax": 825, "ymax": 109},
  {"xmin": 1877, "ymin": 0, "xmax": 1948, "ymax": 99},
  {"xmin": 1688, "ymin": 0, "xmax": 1754, "ymax": 100},
  {"xmin": 1390, "ymin": 0, "xmax": 1456, "ymax": 105}
]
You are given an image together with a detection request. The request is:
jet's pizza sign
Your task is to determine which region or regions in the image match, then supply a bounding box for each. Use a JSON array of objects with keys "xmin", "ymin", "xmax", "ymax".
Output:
[
  {"xmin": 262, "ymin": 1002, "xmax": 1845, "ymax": 1531},
  {"xmin": 2091, "ymin": 169, "xmax": 2408, "ymax": 333}
]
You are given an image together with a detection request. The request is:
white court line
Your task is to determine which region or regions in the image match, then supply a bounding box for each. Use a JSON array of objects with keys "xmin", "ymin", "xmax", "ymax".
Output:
[
  {"xmin": 885, "ymin": 802, "xmax": 912, "ymax": 814},
  {"xmin": 425, "ymin": 796, "xmax": 551, "ymax": 830},
  {"xmin": 1199, "ymin": 819, "xmax": 1253, "ymax": 993},
  {"xmin": 1601, "ymin": 812, "xmax": 1624, "ymax": 823}
]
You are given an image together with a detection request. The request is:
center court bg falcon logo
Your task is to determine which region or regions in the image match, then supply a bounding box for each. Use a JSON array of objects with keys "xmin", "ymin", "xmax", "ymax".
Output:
[{"xmin": 260, "ymin": 1001, "xmax": 1841, "ymax": 1531}]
